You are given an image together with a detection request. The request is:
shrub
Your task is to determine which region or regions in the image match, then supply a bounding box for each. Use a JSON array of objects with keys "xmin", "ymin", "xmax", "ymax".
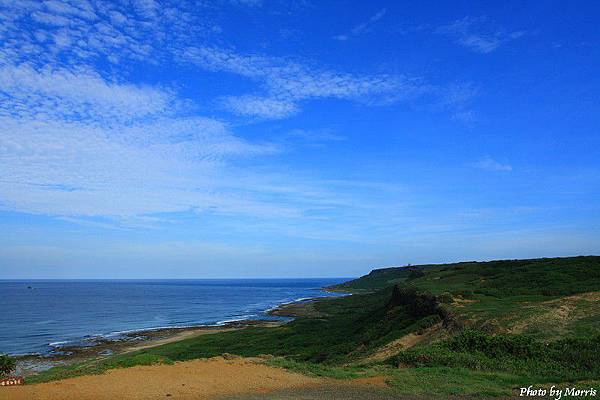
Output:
[
  {"xmin": 438, "ymin": 292, "xmax": 453, "ymax": 304},
  {"xmin": 387, "ymin": 286, "xmax": 439, "ymax": 318},
  {"xmin": 407, "ymin": 266, "xmax": 426, "ymax": 280},
  {"xmin": 388, "ymin": 329, "xmax": 600, "ymax": 381},
  {"xmin": 0, "ymin": 355, "xmax": 16, "ymax": 377},
  {"xmin": 445, "ymin": 329, "xmax": 542, "ymax": 359}
]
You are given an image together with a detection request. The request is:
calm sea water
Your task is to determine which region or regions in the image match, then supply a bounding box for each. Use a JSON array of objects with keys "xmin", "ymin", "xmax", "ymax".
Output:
[{"xmin": 0, "ymin": 279, "xmax": 347, "ymax": 356}]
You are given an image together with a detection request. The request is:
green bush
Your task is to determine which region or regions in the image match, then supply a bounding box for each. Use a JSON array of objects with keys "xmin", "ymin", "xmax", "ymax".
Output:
[
  {"xmin": 0, "ymin": 354, "xmax": 16, "ymax": 377},
  {"xmin": 446, "ymin": 329, "xmax": 542, "ymax": 358},
  {"xmin": 407, "ymin": 267, "xmax": 426, "ymax": 280},
  {"xmin": 437, "ymin": 292, "xmax": 453, "ymax": 304},
  {"xmin": 387, "ymin": 285, "xmax": 440, "ymax": 318},
  {"xmin": 389, "ymin": 329, "xmax": 600, "ymax": 381}
]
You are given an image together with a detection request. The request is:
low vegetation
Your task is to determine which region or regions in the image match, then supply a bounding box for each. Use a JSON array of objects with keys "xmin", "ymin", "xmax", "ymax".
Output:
[
  {"xmin": 391, "ymin": 329, "xmax": 600, "ymax": 381},
  {"xmin": 0, "ymin": 354, "xmax": 16, "ymax": 377},
  {"xmin": 27, "ymin": 256, "xmax": 600, "ymax": 397}
]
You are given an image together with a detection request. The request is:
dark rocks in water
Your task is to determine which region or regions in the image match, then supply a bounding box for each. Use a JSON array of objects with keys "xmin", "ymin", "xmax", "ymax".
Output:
[{"xmin": 27, "ymin": 286, "xmax": 33, "ymax": 289}]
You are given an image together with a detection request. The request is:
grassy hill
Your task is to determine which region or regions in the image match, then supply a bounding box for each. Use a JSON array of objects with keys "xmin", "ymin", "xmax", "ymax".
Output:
[
  {"xmin": 332, "ymin": 256, "xmax": 600, "ymax": 340},
  {"xmin": 28, "ymin": 256, "xmax": 600, "ymax": 397},
  {"xmin": 332, "ymin": 256, "xmax": 600, "ymax": 295}
]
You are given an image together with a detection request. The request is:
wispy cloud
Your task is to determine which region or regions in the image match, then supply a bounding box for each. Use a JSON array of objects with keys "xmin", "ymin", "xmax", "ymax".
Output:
[
  {"xmin": 437, "ymin": 17, "xmax": 525, "ymax": 54},
  {"xmin": 0, "ymin": 1, "xmax": 470, "ymax": 123},
  {"xmin": 474, "ymin": 156, "xmax": 513, "ymax": 172},
  {"xmin": 0, "ymin": 0, "xmax": 476, "ymax": 230},
  {"xmin": 220, "ymin": 95, "xmax": 300, "ymax": 119},
  {"xmin": 271, "ymin": 129, "xmax": 346, "ymax": 149},
  {"xmin": 284, "ymin": 129, "xmax": 346, "ymax": 144},
  {"xmin": 0, "ymin": 64, "xmax": 174, "ymax": 123},
  {"xmin": 0, "ymin": 1, "xmax": 418, "ymax": 225},
  {"xmin": 228, "ymin": 0, "xmax": 264, "ymax": 7},
  {"xmin": 333, "ymin": 8, "xmax": 387, "ymax": 41},
  {"xmin": 0, "ymin": 57, "xmax": 298, "ymax": 221},
  {"xmin": 0, "ymin": 115, "xmax": 279, "ymax": 218},
  {"xmin": 0, "ymin": 60, "xmax": 390, "ymax": 225},
  {"xmin": 452, "ymin": 110, "xmax": 476, "ymax": 124},
  {"xmin": 181, "ymin": 46, "xmax": 426, "ymax": 119}
]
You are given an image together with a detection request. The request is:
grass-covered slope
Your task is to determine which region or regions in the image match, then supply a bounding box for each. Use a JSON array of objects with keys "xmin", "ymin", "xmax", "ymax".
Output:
[
  {"xmin": 329, "ymin": 266, "xmax": 414, "ymax": 292},
  {"xmin": 340, "ymin": 256, "xmax": 600, "ymax": 339},
  {"xmin": 29, "ymin": 256, "xmax": 600, "ymax": 397},
  {"xmin": 332, "ymin": 256, "xmax": 600, "ymax": 296}
]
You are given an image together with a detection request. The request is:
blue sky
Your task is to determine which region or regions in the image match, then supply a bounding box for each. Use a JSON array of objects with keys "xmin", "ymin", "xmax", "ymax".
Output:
[{"xmin": 1, "ymin": 0, "xmax": 599, "ymax": 279}]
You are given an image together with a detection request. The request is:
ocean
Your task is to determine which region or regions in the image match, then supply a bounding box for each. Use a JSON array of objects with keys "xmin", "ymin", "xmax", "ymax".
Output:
[{"xmin": 0, "ymin": 278, "xmax": 348, "ymax": 356}]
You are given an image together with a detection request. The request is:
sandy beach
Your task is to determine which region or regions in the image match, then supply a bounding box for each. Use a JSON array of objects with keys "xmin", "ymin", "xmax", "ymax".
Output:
[{"xmin": 2, "ymin": 357, "xmax": 391, "ymax": 400}]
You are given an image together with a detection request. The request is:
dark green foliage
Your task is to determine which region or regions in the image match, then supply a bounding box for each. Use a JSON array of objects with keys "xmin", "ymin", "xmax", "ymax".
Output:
[
  {"xmin": 412, "ymin": 314, "xmax": 442, "ymax": 333},
  {"xmin": 438, "ymin": 292, "xmax": 453, "ymax": 304},
  {"xmin": 387, "ymin": 285, "xmax": 440, "ymax": 318},
  {"xmin": 390, "ymin": 329, "xmax": 600, "ymax": 381},
  {"xmin": 0, "ymin": 354, "xmax": 16, "ymax": 377},
  {"xmin": 445, "ymin": 329, "xmax": 542, "ymax": 358},
  {"xmin": 406, "ymin": 266, "xmax": 426, "ymax": 280}
]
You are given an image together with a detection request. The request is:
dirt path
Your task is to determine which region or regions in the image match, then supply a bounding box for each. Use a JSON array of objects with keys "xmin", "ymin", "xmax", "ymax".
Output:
[
  {"xmin": 361, "ymin": 322, "xmax": 443, "ymax": 363},
  {"xmin": 122, "ymin": 328, "xmax": 235, "ymax": 353},
  {"xmin": 2, "ymin": 357, "xmax": 387, "ymax": 400}
]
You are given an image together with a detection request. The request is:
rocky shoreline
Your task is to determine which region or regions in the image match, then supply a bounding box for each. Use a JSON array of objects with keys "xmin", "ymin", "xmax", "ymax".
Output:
[{"xmin": 14, "ymin": 319, "xmax": 282, "ymax": 377}]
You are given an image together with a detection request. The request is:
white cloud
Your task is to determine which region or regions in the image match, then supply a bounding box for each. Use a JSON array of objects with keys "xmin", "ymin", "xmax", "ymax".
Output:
[
  {"xmin": 31, "ymin": 11, "xmax": 72, "ymax": 26},
  {"xmin": 42, "ymin": 0, "xmax": 97, "ymax": 20},
  {"xmin": 132, "ymin": 0, "xmax": 158, "ymax": 19},
  {"xmin": 452, "ymin": 110, "xmax": 476, "ymax": 124},
  {"xmin": 474, "ymin": 156, "xmax": 513, "ymax": 172},
  {"xmin": 228, "ymin": 0, "xmax": 264, "ymax": 6},
  {"xmin": 220, "ymin": 95, "xmax": 300, "ymax": 119},
  {"xmin": 182, "ymin": 46, "xmax": 424, "ymax": 119},
  {"xmin": 437, "ymin": 17, "xmax": 525, "ymax": 54},
  {"xmin": 0, "ymin": 64, "xmax": 174, "ymax": 122},
  {"xmin": 0, "ymin": 59, "xmax": 299, "ymax": 220},
  {"xmin": 0, "ymin": 114, "xmax": 282, "ymax": 218},
  {"xmin": 0, "ymin": 51, "xmax": 367, "ymax": 225},
  {"xmin": 333, "ymin": 8, "xmax": 387, "ymax": 41},
  {"xmin": 284, "ymin": 129, "xmax": 346, "ymax": 144}
]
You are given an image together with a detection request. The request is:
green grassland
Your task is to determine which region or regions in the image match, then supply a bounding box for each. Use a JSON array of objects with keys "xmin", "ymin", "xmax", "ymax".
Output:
[
  {"xmin": 27, "ymin": 256, "xmax": 600, "ymax": 397},
  {"xmin": 334, "ymin": 256, "xmax": 600, "ymax": 340}
]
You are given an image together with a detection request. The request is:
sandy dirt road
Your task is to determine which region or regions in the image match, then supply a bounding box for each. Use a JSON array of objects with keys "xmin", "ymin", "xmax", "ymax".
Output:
[{"xmin": 1, "ymin": 357, "xmax": 388, "ymax": 400}]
